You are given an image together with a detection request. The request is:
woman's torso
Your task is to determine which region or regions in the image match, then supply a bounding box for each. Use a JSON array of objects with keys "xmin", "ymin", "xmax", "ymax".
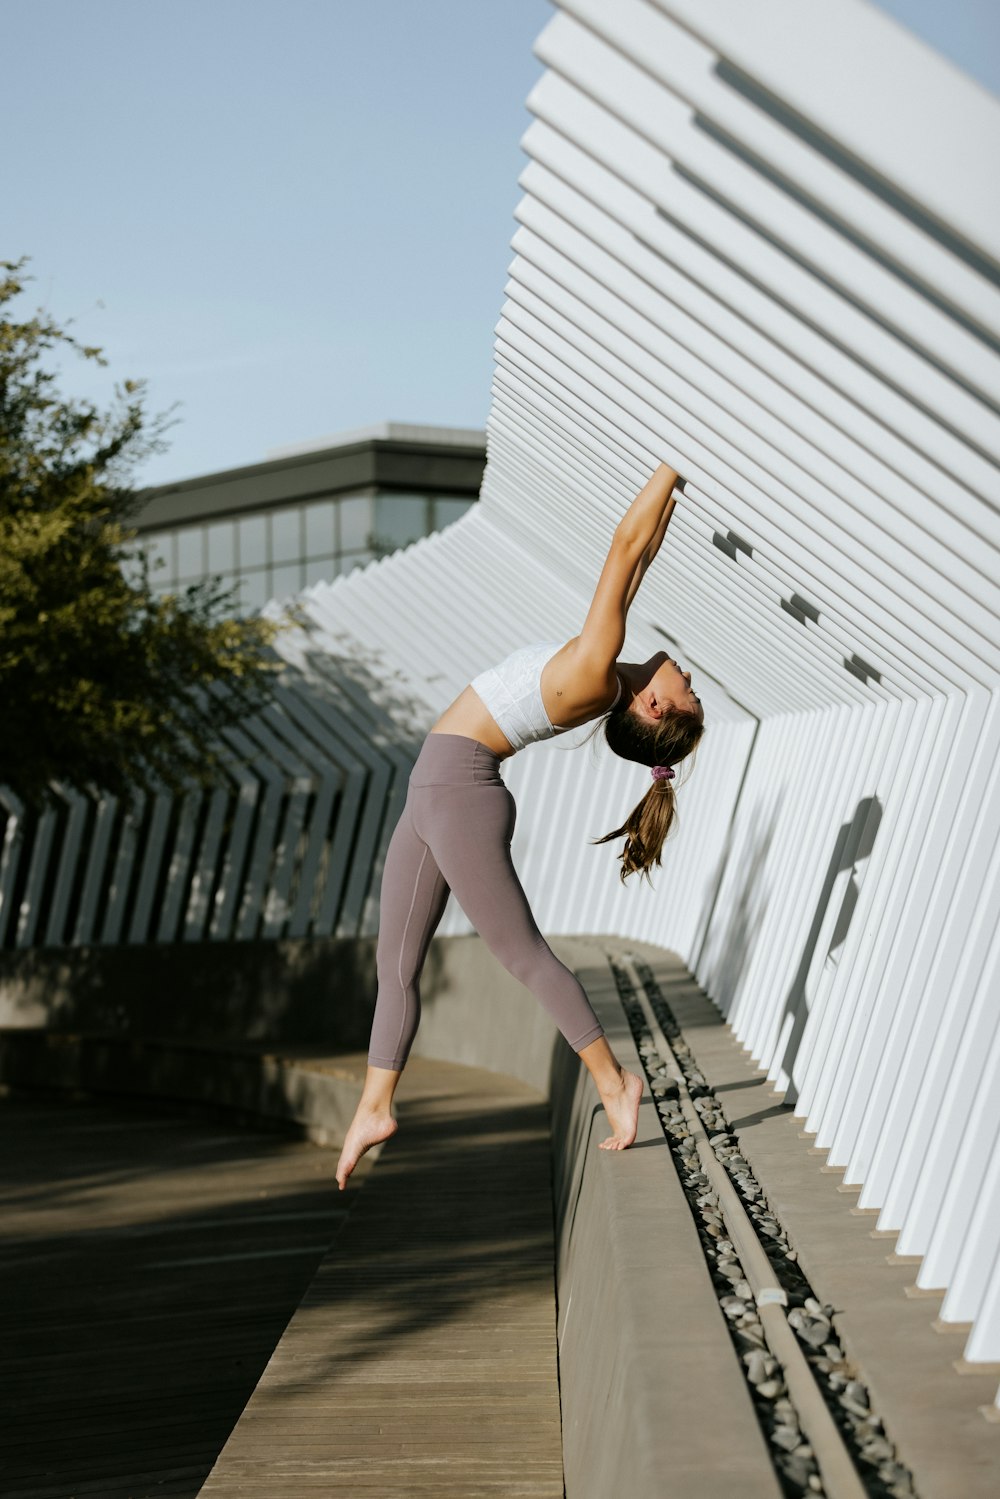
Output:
[{"xmin": 429, "ymin": 638, "xmax": 621, "ymax": 759}]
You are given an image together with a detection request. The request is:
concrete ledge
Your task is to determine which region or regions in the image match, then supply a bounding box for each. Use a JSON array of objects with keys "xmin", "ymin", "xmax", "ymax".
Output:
[
  {"xmin": 549, "ymin": 939, "xmax": 782, "ymax": 1499},
  {"xmin": 0, "ymin": 1029, "xmax": 367, "ymax": 1147}
]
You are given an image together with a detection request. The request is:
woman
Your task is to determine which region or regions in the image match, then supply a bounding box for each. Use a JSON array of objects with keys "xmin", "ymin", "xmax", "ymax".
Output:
[{"xmin": 336, "ymin": 462, "xmax": 703, "ymax": 1189}]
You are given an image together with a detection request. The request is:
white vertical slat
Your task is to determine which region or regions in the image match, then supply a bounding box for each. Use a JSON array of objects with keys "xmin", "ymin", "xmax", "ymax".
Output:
[
  {"xmin": 127, "ymin": 790, "xmax": 173, "ymax": 943},
  {"xmin": 0, "ymin": 789, "xmax": 26, "ymax": 948},
  {"xmin": 183, "ymin": 786, "xmax": 231, "ymax": 941},
  {"xmin": 42, "ymin": 784, "xmax": 89, "ymax": 947},
  {"xmin": 14, "ymin": 801, "xmax": 58, "ymax": 949},
  {"xmin": 71, "ymin": 796, "xmax": 119, "ymax": 946}
]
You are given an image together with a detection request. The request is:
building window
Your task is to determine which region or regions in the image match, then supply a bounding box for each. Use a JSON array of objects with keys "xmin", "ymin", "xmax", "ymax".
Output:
[
  {"xmin": 434, "ymin": 496, "xmax": 474, "ymax": 529},
  {"xmin": 206, "ymin": 519, "xmax": 236, "ymax": 575},
  {"xmin": 270, "ymin": 506, "xmax": 302, "ymax": 565},
  {"xmin": 239, "ymin": 569, "xmax": 270, "ymax": 612},
  {"xmin": 305, "ymin": 499, "xmax": 336, "ymax": 557},
  {"xmin": 372, "ymin": 493, "xmax": 430, "ymax": 556},
  {"xmin": 339, "ymin": 495, "xmax": 371, "ymax": 552},
  {"xmin": 143, "ymin": 530, "xmax": 174, "ymax": 585},
  {"xmin": 238, "ymin": 514, "xmax": 267, "ymax": 570},
  {"xmin": 304, "ymin": 555, "xmax": 339, "ymax": 588},
  {"xmin": 138, "ymin": 482, "xmax": 477, "ymax": 618},
  {"xmin": 270, "ymin": 561, "xmax": 303, "ymax": 599},
  {"xmin": 176, "ymin": 524, "xmax": 205, "ymax": 580}
]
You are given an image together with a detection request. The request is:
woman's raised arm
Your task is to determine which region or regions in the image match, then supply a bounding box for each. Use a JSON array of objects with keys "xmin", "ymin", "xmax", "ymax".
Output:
[
  {"xmin": 622, "ymin": 486, "xmax": 680, "ymax": 613},
  {"xmin": 573, "ymin": 464, "xmax": 682, "ymax": 671},
  {"xmin": 617, "ymin": 463, "xmax": 681, "ymax": 551}
]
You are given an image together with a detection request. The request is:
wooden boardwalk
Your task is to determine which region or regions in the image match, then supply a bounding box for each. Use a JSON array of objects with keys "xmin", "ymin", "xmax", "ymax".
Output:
[
  {"xmin": 0, "ymin": 1055, "xmax": 564, "ymax": 1498},
  {"xmin": 200, "ymin": 1055, "xmax": 564, "ymax": 1498},
  {"xmin": 0, "ymin": 1089, "xmax": 360, "ymax": 1499}
]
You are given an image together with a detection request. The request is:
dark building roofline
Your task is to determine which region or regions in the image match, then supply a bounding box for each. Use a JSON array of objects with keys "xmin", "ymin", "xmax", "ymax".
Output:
[{"xmin": 134, "ymin": 423, "xmax": 487, "ymax": 531}]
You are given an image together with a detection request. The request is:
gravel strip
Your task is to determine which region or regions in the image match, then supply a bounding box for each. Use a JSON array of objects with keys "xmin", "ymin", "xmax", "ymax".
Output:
[{"xmin": 611, "ymin": 955, "xmax": 920, "ymax": 1499}]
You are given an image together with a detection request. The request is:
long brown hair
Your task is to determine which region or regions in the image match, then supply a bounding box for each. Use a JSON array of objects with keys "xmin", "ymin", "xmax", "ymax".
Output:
[{"xmin": 591, "ymin": 691, "xmax": 704, "ymax": 883}]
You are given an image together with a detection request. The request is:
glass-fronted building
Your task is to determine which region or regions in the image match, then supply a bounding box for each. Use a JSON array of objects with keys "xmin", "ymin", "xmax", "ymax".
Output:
[{"xmin": 133, "ymin": 422, "xmax": 485, "ymax": 615}]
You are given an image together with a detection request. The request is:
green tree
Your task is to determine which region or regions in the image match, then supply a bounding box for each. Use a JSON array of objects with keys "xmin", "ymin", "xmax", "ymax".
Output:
[{"xmin": 0, "ymin": 258, "xmax": 283, "ymax": 805}]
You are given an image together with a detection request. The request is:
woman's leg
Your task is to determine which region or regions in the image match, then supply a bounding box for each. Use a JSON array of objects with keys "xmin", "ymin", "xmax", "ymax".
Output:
[
  {"xmin": 336, "ymin": 798, "xmax": 450, "ymax": 1189},
  {"xmin": 428, "ymin": 781, "xmax": 602, "ymax": 1045},
  {"xmin": 368, "ymin": 800, "xmax": 451, "ymax": 1071},
  {"xmin": 428, "ymin": 782, "xmax": 643, "ymax": 1148}
]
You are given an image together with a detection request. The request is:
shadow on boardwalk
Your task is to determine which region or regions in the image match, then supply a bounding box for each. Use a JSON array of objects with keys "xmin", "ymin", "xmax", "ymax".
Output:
[
  {"xmin": 0, "ymin": 1061, "xmax": 562, "ymax": 1499},
  {"xmin": 200, "ymin": 1058, "xmax": 564, "ymax": 1497}
]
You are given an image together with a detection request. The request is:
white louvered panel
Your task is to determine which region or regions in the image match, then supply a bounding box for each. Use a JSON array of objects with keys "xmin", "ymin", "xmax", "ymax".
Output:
[{"xmin": 650, "ymin": 0, "xmax": 1000, "ymax": 260}]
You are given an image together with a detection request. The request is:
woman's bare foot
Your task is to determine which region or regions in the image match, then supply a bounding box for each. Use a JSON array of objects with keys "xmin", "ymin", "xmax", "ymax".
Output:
[
  {"xmin": 335, "ymin": 1109, "xmax": 398, "ymax": 1190},
  {"xmin": 597, "ymin": 1067, "xmax": 643, "ymax": 1151}
]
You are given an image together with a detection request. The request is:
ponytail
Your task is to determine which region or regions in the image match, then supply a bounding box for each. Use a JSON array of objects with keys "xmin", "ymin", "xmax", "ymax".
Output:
[
  {"xmin": 593, "ymin": 776, "xmax": 681, "ymax": 883},
  {"xmin": 592, "ymin": 701, "xmax": 704, "ymax": 883}
]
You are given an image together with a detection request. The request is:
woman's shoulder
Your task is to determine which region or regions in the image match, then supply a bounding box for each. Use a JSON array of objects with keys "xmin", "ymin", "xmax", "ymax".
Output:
[{"xmin": 542, "ymin": 638, "xmax": 622, "ymax": 726}]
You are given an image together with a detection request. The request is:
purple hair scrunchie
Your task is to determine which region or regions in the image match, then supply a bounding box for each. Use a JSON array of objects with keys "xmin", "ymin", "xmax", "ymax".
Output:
[{"xmin": 651, "ymin": 764, "xmax": 675, "ymax": 782}]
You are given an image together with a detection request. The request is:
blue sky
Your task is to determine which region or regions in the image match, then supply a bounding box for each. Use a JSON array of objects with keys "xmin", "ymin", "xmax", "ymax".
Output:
[{"xmin": 3, "ymin": 0, "xmax": 997, "ymax": 488}]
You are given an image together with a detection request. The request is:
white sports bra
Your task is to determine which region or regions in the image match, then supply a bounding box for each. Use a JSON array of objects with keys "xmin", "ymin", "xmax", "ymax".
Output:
[{"xmin": 470, "ymin": 639, "xmax": 622, "ymax": 753}]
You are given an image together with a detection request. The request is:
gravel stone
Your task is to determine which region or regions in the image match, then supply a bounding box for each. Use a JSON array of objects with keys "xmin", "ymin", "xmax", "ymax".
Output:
[
  {"xmin": 861, "ymin": 1436, "xmax": 895, "ymax": 1462},
  {"xmin": 757, "ymin": 1378, "xmax": 785, "ymax": 1399},
  {"xmin": 783, "ymin": 1454, "xmax": 814, "ymax": 1489},
  {"xmin": 736, "ymin": 1327, "xmax": 767, "ymax": 1351},
  {"xmin": 800, "ymin": 1319, "xmax": 832, "ymax": 1348},
  {"xmin": 745, "ymin": 1350, "xmax": 778, "ymax": 1385}
]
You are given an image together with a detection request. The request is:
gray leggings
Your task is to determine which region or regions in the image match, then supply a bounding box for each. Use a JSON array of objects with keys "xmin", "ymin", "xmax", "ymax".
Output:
[{"xmin": 367, "ymin": 732, "xmax": 606, "ymax": 1070}]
